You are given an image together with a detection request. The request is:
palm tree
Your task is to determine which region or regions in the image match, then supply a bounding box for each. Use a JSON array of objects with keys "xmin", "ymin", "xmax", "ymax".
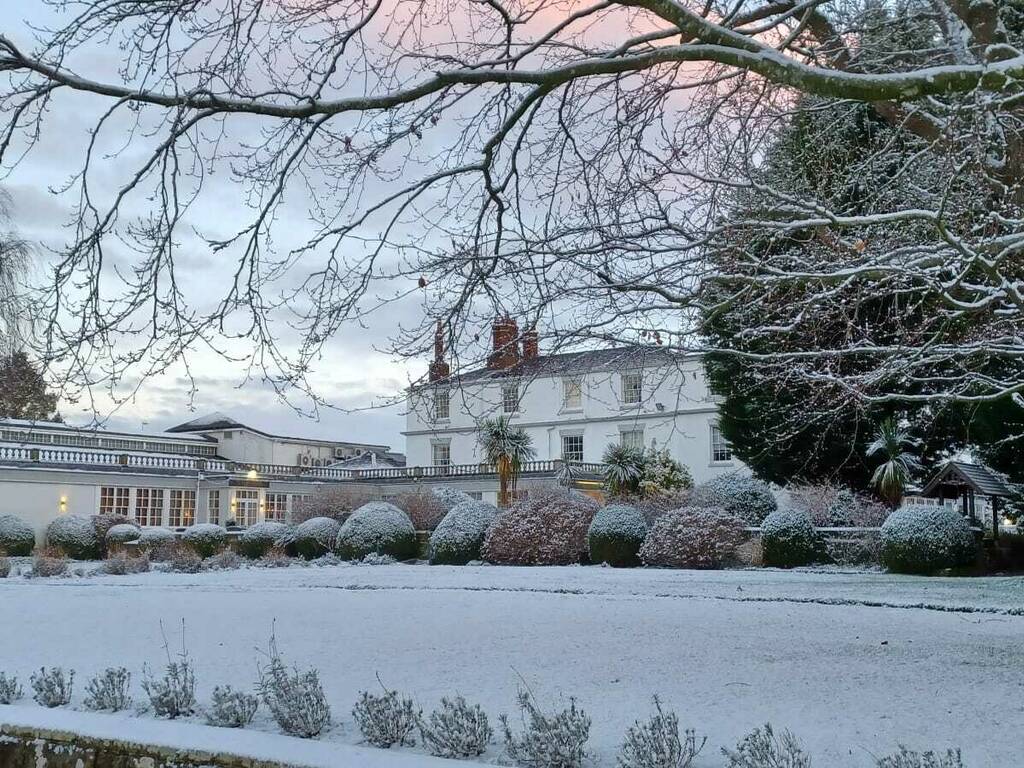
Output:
[
  {"xmin": 602, "ymin": 443, "xmax": 645, "ymax": 496},
  {"xmin": 478, "ymin": 416, "xmax": 536, "ymax": 507},
  {"xmin": 866, "ymin": 418, "xmax": 922, "ymax": 507}
]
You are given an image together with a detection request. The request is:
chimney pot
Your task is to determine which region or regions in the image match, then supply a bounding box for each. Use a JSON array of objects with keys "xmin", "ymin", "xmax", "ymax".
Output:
[
  {"xmin": 487, "ymin": 316, "xmax": 520, "ymax": 370},
  {"xmin": 522, "ymin": 327, "xmax": 539, "ymax": 360}
]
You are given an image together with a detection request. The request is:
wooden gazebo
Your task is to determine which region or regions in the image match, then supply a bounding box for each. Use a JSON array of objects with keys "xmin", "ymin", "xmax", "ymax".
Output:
[{"xmin": 920, "ymin": 461, "xmax": 1014, "ymax": 539}]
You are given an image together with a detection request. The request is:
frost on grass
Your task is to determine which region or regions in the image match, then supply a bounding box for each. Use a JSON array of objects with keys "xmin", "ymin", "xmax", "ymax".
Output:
[
  {"xmin": 0, "ymin": 672, "xmax": 23, "ymax": 704},
  {"xmin": 31, "ymin": 667, "xmax": 74, "ymax": 708},
  {"xmin": 336, "ymin": 502, "xmax": 418, "ymax": 561},
  {"xmin": 587, "ymin": 503, "xmax": 648, "ymax": 567},
  {"xmin": 722, "ymin": 723, "xmax": 811, "ymax": 768},
  {"xmin": 500, "ymin": 689, "xmax": 591, "ymax": 768},
  {"xmin": 420, "ymin": 695, "xmax": 493, "ymax": 759},
  {"xmin": 618, "ymin": 696, "xmax": 705, "ymax": 768},
  {"xmin": 84, "ymin": 667, "xmax": 132, "ymax": 712},
  {"xmin": 206, "ymin": 685, "xmax": 259, "ymax": 728},
  {"xmin": 257, "ymin": 636, "xmax": 331, "ymax": 738},
  {"xmin": 876, "ymin": 747, "xmax": 963, "ymax": 768},
  {"xmin": 353, "ymin": 682, "xmax": 421, "ymax": 748},
  {"xmin": 689, "ymin": 473, "xmax": 777, "ymax": 526},
  {"xmin": 429, "ymin": 501, "xmax": 499, "ymax": 565},
  {"xmin": 0, "ymin": 513, "xmax": 36, "ymax": 555}
]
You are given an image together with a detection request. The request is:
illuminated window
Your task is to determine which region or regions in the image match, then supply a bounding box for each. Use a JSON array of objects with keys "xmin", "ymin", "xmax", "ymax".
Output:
[
  {"xmin": 501, "ymin": 383, "xmax": 519, "ymax": 414},
  {"xmin": 99, "ymin": 487, "xmax": 130, "ymax": 516},
  {"xmin": 207, "ymin": 490, "xmax": 221, "ymax": 525},
  {"xmin": 232, "ymin": 489, "xmax": 259, "ymax": 527},
  {"xmin": 134, "ymin": 488, "xmax": 165, "ymax": 527},
  {"xmin": 265, "ymin": 492, "xmax": 288, "ymax": 522},
  {"xmin": 711, "ymin": 425, "xmax": 732, "ymax": 462},
  {"xmin": 168, "ymin": 490, "xmax": 196, "ymax": 528},
  {"xmin": 562, "ymin": 378, "xmax": 582, "ymax": 410},
  {"xmin": 561, "ymin": 434, "xmax": 584, "ymax": 463},
  {"xmin": 621, "ymin": 373, "xmax": 643, "ymax": 405}
]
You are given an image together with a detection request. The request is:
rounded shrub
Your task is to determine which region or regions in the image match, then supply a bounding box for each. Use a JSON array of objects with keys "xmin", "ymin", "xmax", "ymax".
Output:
[
  {"xmin": 431, "ymin": 486, "xmax": 474, "ymax": 513},
  {"xmin": 429, "ymin": 501, "xmax": 499, "ymax": 565},
  {"xmin": 0, "ymin": 514, "xmax": 36, "ymax": 556},
  {"xmin": 105, "ymin": 523, "xmax": 142, "ymax": 546},
  {"xmin": 336, "ymin": 502, "xmax": 417, "ymax": 561},
  {"xmin": 291, "ymin": 516, "xmax": 341, "ymax": 560},
  {"xmin": 91, "ymin": 514, "xmax": 131, "ymax": 556},
  {"xmin": 238, "ymin": 521, "xmax": 289, "ymax": 559},
  {"xmin": 138, "ymin": 526, "xmax": 176, "ymax": 550},
  {"xmin": 689, "ymin": 472, "xmax": 777, "ymax": 525},
  {"xmin": 880, "ymin": 504, "xmax": 978, "ymax": 574},
  {"xmin": 46, "ymin": 515, "xmax": 101, "ymax": 559},
  {"xmin": 761, "ymin": 508, "xmax": 821, "ymax": 568},
  {"xmin": 182, "ymin": 523, "xmax": 228, "ymax": 558},
  {"xmin": 481, "ymin": 486, "xmax": 600, "ymax": 566},
  {"xmin": 587, "ymin": 503, "xmax": 647, "ymax": 567},
  {"xmin": 639, "ymin": 506, "xmax": 746, "ymax": 569}
]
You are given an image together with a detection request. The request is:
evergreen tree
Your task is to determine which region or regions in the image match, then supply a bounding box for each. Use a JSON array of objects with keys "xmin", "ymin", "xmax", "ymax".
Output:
[{"xmin": 0, "ymin": 352, "xmax": 60, "ymax": 421}]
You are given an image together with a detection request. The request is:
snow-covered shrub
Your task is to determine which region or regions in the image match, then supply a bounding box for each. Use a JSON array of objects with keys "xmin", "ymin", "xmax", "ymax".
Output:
[
  {"xmin": 32, "ymin": 548, "xmax": 68, "ymax": 577},
  {"xmin": 91, "ymin": 513, "xmax": 130, "ymax": 556},
  {"xmin": 760, "ymin": 508, "xmax": 822, "ymax": 568},
  {"xmin": 0, "ymin": 672, "xmax": 23, "ymax": 704},
  {"xmin": 336, "ymin": 502, "xmax": 417, "ymax": 561},
  {"xmin": 99, "ymin": 551, "xmax": 150, "ymax": 575},
  {"xmin": 880, "ymin": 504, "xmax": 978, "ymax": 575},
  {"xmin": 203, "ymin": 549, "xmax": 242, "ymax": 571},
  {"xmin": 392, "ymin": 488, "xmax": 449, "ymax": 531},
  {"xmin": 356, "ymin": 552, "xmax": 396, "ymax": 565},
  {"xmin": 31, "ymin": 667, "xmax": 74, "ymax": 707},
  {"xmin": 353, "ymin": 686, "xmax": 421, "ymax": 748},
  {"xmin": 429, "ymin": 501, "xmax": 499, "ymax": 565},
  {"xmin": 587, "ymin": 503, "xmax": 647, "ymax": 567},
  {"xmin": 239, "ymin": 521, "xmax": 289, "ymax": 558},
  {"xmin": 482, "ymin": 487, "xmax": 600, "ymax": 566},
  {"xmin": 46, "ymin": 514, "xmax": 101, "ymax": 559},
  {"xmin": 618, "ymin": 696, "xmax": 705, "ymax": 768},
  {"xmin": 84, "ymin": 667, "xmax": 132, "ymax": 711},
  {"xmin": 419, "ymin": 695, "xmax": 493, "ymax": 758},
  {"xmin": 0, "ymin": 514, "xmax": 35, "ymax": 555},
  {"xmin": 206, "ymin": 685, "xmax": 259, "ymax": 727},
  {"xmin": 0, "ymin": 556, "xmax": 9, "ymax": 578},
  {"xmin": 689, "ymin": 473, "xmax": 777, "ymax": 525},
  {"xmin": 290, "ymin": 516, "xmax": 341, "ymax": 560},
  {"xmin": 258, "ymin": 548, "xmax": 296, "ymax": 568},
  {"xmin": 722, "ymin": 724, "xmax": 810, "ymax": 768},
  {"xmin": 292, "ymin": 485, "xmax": 377, "ymax": 524},
  {"xmin": 638, "ymin": 449, "xmax": 694, "ymax": 497},
  {"xmin": 138, "ymin": 527, "xmax": 177, "ymax": 560},
  {"xmin": 143, "ymin": 658, "xmax": 196, "ymax": 718},
  {"xmin": 876, "ymin": 747, "xmax": 963, "ymax": 768},
  {"xmin": 258, "ymin": 639, "xmax": 332, "ymax": 738},
  {"xmin": 634, "ymin": 490, "xmax": 692, "ymax": 525},
  {"xmin": 167, "ymin": 545, "xmax": 203, "ymax": 573},
  {"xmin": 181, "ymin": 523, "xmax": 227, "ymax": 558},
  {"xmin": 105, "ymin": 523, "xmax": 142, "ymax": 546},
  {"xmin": 500, "ymin": 689, "xmax": 591, "ymax": 768},
  {"xmin": 311, "ymin": 552, "xmax": 343, "ymax": 567},
  {"xmin": 639, "ymin": 507, "xmax": 746, "ymax": 569},
  {"xmin": 788, "ymin": 484, "xmax": 889, "ymax": 527},
  {"xmin": 432, "ymin": 486, "xmax": 474, "ymax": 513}
]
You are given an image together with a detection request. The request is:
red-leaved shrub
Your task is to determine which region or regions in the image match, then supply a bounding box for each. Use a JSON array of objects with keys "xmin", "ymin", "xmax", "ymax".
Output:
[
  {"xmin": 481, "ymin": 486, "xmax": 600, "ymax": 565},
  {"xmin": 639, "ymin": 506, "xmax": 746, "ymax": 568},
  {"xmin": 292, "ymin": 486, "xmax": 377, "ymax": 524},
  {"xmin": 391, "ymin": 488, "xmax": 448, "ymax": 531}
]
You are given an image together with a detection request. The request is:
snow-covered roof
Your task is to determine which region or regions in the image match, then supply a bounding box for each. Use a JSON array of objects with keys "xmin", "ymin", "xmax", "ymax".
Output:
[
  {"xmin": 0, "ymin": 418, "xmax": 216, "ymax": 444},
  {"xmin": 167, "ymin": 412, "xmax": 391, "ymax": 450},
  {"xmin": 330, "ymin": 450, "xmax": 407, "ymax": 469},
  {"xmin": 921, "ymin": 460, "xmax": 1015, "ymax": 499}
]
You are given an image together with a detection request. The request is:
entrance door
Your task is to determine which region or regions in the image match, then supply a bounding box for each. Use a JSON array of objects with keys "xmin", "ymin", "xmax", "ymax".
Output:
[{"xmin": 233, "ymin": 489, "xmax": 259, "ymax": 527}]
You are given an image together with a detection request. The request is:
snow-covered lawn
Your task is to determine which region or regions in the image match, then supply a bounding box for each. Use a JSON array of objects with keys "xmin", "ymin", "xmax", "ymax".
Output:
[{"xmin": 1, "ymin": 564, "xmax": 1022, "ymax": 767}]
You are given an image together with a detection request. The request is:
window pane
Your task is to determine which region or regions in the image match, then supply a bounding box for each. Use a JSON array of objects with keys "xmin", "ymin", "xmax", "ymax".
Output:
[
  {"xmin": 501, "ymin": 383, "xmax": 519, "ymax": 413},
  {"xmin": 622, "ymin": 373, "xmax": 643, "ymax": 405},
  {"xmin": 208, "ymin": 490, "xmax": 221, "ymax": 525},
  {"xmin": 621, "ymin": 430, "xmax": 644, "ymax": 450},
  {"xmin": 563, "ymin": 378, "xmax": 582, "ymax": 409},
  {"xmin": 434, "ymin": 388, "xmax": 450, "ymax": 420},
  {"xmin": 711, "ymin": 425, "xmax": 732, "ymax": 462},
  {"xmin": 561, "ymin": 434, "xmax": 584, "ymax": 463},
  {"xmin": 232, "ymin": 490, "xmax": 259, "ymax": 527},
  {"xmin": 265, "ymin": 492, "xmax": 288, "ymax": 522},
  {"xmin": 134, "ymin": 488, "xmax": 164, "ymax": 527},
  {"xmin": 432, "ymin": 443, "xmax": 451, "ymax": 466}
]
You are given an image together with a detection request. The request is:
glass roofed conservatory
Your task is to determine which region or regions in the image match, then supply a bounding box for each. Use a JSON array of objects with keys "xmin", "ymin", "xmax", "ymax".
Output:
[{"xmin": 0, "ymin": 419, "xmax": 218, "ymax": 457}]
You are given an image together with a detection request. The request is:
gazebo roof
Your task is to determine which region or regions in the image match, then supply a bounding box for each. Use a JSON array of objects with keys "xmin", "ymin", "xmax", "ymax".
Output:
[{"xmin": 920, "ymin": 460, "xmax": 1014, "ymax": 499}]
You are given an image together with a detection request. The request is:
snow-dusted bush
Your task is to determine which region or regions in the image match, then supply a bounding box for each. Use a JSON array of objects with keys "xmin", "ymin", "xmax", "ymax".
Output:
[
  {"xmin": 292, "ymin": 485, "xmax": 376, "ymax": 524},
  {"xmin": 32, "ymin": 548, "xmax": 68, "ymax": 577},
  {"xmin": 761, "ymin": 508, "xmax": 821, "ymax": 568},
  {"xmin": 99, "ymin": 551, "xmax": 150, "ymax": 575},
  {"xmin": 105, "ymin": 523, "xmax": 142, "ymax": 546},
  {"xmin": 203, "ymin": 549, "xmax": 241, "ymax": 571},
  {"xmin": 432, "ymin": 486, "xmax": 474, "ymax": 513},
  {"xmin": 429, "ymin": 501, "xmax": 499, "ymax": 565},
  {"xmin": 290, "ymin": 516, "xmax": 341, "ymax": 560},
  {"xmin": 258, "ymin": 548, "xmax": 296, "ymax": 568},
  {"xmin": 84, "ymin": 667, "xmax": 132, "ymax": 711},
  {"xmin": 0, "ymin": 672, "xmax": 23, "ymax": 704},
  {"xmin": 258, "ymin": 640, "xmax": 332, "ymax": 738},
  {"xmin": 167, "ymin": 545, "xmax": 203, "ymax": 573},
  {"xmin": 482, "ymin": 487, "xmax": 600, "ymax": 566},
  {"xmin": 0, "ymin": 514, "xmax": 35, "ymax": 555},
  {"xmin": 336, "ymin": 502, "xmax": 417, "ymax": 561},
  {"xmin": 91, "ymin": 514, "xmax": 131, "ymax": 556},
  {"xmin": 143, "ymin": 658, "xmax": 196, "ymax": 718},
  {"xmin": 788, "ymin": 484, "xmax": 889, "ymax": 527},
  {"xmin": 181, "ymin": 523, "xmax": 227, "ymax": 558},
  {"xmin": 138, "ymin": 527, "xmax": 177, "ymax": 560},
  {"xmin": 353, "ymin": 686, "xmax": 421, "ymax": 748},
  {"xmin": 0, "ymin": 556, "xmax": 9, "ymax": 578},
  {"xmin": 634, "ymin": 490, "xmax": 692, "ymax": 525},
  {"xmin": 357, "ymin": 553, "xmax": 397, "ymax": 565},
  {"xmin": 239, "ymin": 521, "xmax": 289, "ymax": 559},
  {"xmin": 501, "ymin": 689, "xmax": 591, "ymax": 768},
  {"xmin": 46, "ymin": 514, "xmax": 101, "ymax": 559},
  {"xmin": 689, "ymin": 473, "xmax": 777, "ymax": 525},
  {"xmin": 392, "ymin": 488, "xmax": 449, "ymax": 531},
  {"xmin": 420, "ymin": 695, "xmax": 493, "ymax": 758},
  {"xmin": 639, "ymin": 507, "xmax": 746, "ymax": 569},
  {"xmin": 876, "ymin": 747, "xmax": 963, "ymax": 768},
  {"xmin": 722, "ymin": 724, "xmax": 810, "ymax": 768},
  {"xmin": 587, "ymin": 503, "xmax": 647, "ymax": 567},
  {"xmin": 618, "ymin": 697, "xmax": 705, "ymax": 768},
  {"xmin": 206, "ymin": 685, "xmax": 259, "ymax": 727},
  {"xmin": 880, "ymin": 504, "xmax": 978, "ymax": 575},
  {"xmin": 31, "ymin": 667, "xmax": 74, "ymax": 707}
]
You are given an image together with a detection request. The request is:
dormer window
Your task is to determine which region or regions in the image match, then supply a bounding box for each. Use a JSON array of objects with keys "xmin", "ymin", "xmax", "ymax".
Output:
[
  {"xmin": 501, "ymin": 382, "xmax": 519, "ymax": 414},
  {"xmin": 621, "ymin": 372, "xmax": 643, "ymax": 405}
]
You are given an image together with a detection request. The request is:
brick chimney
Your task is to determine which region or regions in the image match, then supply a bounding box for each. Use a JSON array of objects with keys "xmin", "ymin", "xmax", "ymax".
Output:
[
  {"xmin": 487, "ymin": 315, "xmax": 520, "ymax": 370},
  {"xmin": 428, "ymin": 320, "xmax": 450, "ymax": 382},
  {"xmin": 522, "ymin": 327, "xmax": 539, "ymax": 360}
]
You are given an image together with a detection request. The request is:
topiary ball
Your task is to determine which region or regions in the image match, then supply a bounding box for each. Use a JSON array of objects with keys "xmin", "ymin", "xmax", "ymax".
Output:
[
  {"xmin": 429, "ymin": 501, "xmax": 499, "ymax": 565},
  {"xmin": 291, "ymin": 516, "xmax": 341, "ymax": 560},
  {"xmin": 0, "ymin": 514, "xmax": 36, "ymax": 556},
  {"xmin": 238, "ymin": 521, "xmax": 289, "ymax": 559},
  {"xmin": 138, "ymin": 527, "xmax": 176, "ymax": 550},
  {"xmin": 639, "ymin": 506, "xmax": 746, "ymax": 569},
  {"xmin": 106, "ymin": 523, "xmax": 142, "ymax": 546},
  {"xmin": 46, "ymin": 515, "xmax": 101, "ymax": 559},
  {"xmin": 880, "ymin": 504, "xmax": 978, "ymax": 575},
  {"xmin": 336, "ymin": 502, "xmax": 417, "ymax": 561},
  {"xmin": 761, "ymin": 508, "xmax": 821, "ymax": 568},
  {"xmin": 182, "ymin": 523, "xmax": 228, "ymax": 558},
  {"xmin": 431, "ymin": 486, "xmax": 475, "ymax": 513},
  {"xmin": 689, "ymin": 472, "xmax": 777, "ymax": 525},
  {"xmin": 587, "ymin": 503, "xmax": 647, "ymax": 567}
]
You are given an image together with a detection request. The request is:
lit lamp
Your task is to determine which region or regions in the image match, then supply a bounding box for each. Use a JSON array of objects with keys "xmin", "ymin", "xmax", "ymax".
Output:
[
  {"xmin": 246, "ymin": 468, "xmax": 259, "ymax": 481},
  {"xmin": 59, "ymin": 495, "xmax": 67, "ymax": 513}
]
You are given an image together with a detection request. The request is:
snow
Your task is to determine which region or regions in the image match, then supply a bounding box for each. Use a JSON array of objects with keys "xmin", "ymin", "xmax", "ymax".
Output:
[
  {"xmin": 689, "ymin": 473, "xmax": 777, "ymax": 525},
  {"xmin": 0, "ymin": 514, "xmax": 35, "ymax": 555},
  {"xmin": 429, "ymin": 501, "xmax": 498, "ymax": 564},
  {"xmin": 106, "ymin": 523, "xmax": 142, "ymax": 544},
  {"xmin": 336, "ymin": 502, "xmax": 416, "ymax": 560},
  {"xmin": 0, "ymin": 566, "xmax": 1021, "ymax": 766}
]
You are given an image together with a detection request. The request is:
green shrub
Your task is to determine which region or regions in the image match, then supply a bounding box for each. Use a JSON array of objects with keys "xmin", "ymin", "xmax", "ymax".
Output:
[
  {"xmin": 290, "ymin": 517, "xmax": 341, "ymax": 559},
  {"xmin": 105, "ymin": 523, "xmax": 142, "ymax": 546},
  {"xmin": 181, "ymin": 524, "xmax": 228, "ymax": 558},
  {"xmin": 238, "ymin": 522, "xmax": 289, "ymax": 559},
  {"xmin": 46, "ymin": 515, "xmax": 101, "ymax": 560},
  {"xmin": 429, "ymin": 501, "xmax": 499, "ymax": 565},
  {"xmin": 689, "ymin": 473, "xmax": 777, "ymax": 525},
  {"xmin": 336, "ymin": 502, "xmax": 417, "ymax": 560},
  {"xmin": 587, "ymin": 503, "xmax": 647, "ymax": 567},
  {"xmin": 761, "ymin": 508, "xmax": 822, "ymax": 568},
  {"xmin": 0, "ymin": 514, "xmax": 36, "ymax": 556},
  {"xmin": 880, "ymin": 504, "xmax": 978, "ymax": 574}
]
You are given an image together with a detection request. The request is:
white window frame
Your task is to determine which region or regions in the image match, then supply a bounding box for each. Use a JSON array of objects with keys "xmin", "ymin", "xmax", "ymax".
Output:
[
  {"xmin": 134, "ymin": 488, "xmax": 165, "ymax": 527},
  {"xmin": 232, "ymin": 489, "xmax": 259, "ymax": 527},
  {"xmin": 433, "ymin": 388, "xmax": 450, "ymax": 421},
  {"xmin": 207, "ymin": 490, "xmax": 221, "ymax": 525},
  {"xmin": 501, "ymin": 382, "xmax": 519, "ymax": 414},
  {"xmin": 264, "ymin": 492, "xmax": 288, "ymax": 522},
  {"xmin": 621, "ymin": 372, "xmax": 643, "ymax": 406},
  {"xmin": 99, "ymin": 486, "xmax": 130, "ymax": 517},
  {"xmin": 431, "ymin": 441, "xmax": 452, "ymax": 467},
  {"xmin": 620, "ymin": 429, "xmax": 645, "ymax": 450},
  {"xmin": 561, "ymin": 433, "xmax": 584, "ymax": 463},
  {"xmin": 168, "ymin": 489, "xmax": 196, "ymax": 528},
  {"xmin": 562, "ymin": 377, "xmax": 583, "ymax": 410},
  {"xmin": 711, "ymin": 424, "xmax": 733, "ymax": 463}
]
